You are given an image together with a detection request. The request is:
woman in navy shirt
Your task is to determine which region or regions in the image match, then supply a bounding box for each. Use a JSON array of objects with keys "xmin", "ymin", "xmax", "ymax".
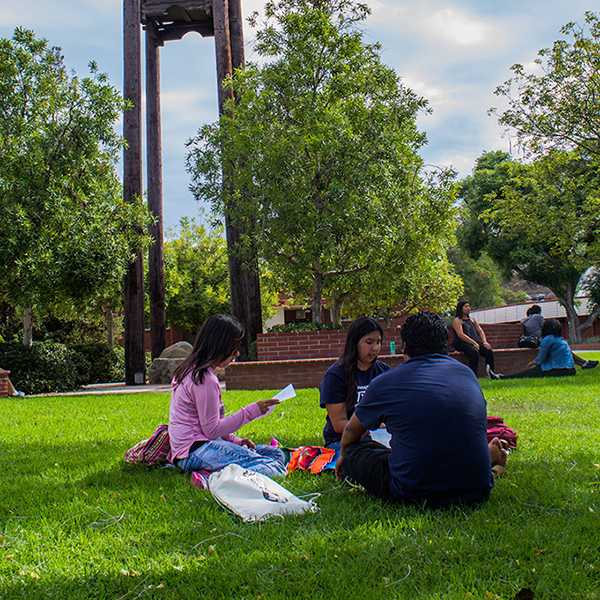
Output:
[{"xmin": 320, "ymin": 317, "xmax": 390, "ymax": 448}]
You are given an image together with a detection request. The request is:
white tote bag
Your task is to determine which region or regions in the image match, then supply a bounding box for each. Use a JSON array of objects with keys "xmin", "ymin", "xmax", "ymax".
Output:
[{"xmin": 208, "ymin": 464, "xmax": 319, "ymax": 523}]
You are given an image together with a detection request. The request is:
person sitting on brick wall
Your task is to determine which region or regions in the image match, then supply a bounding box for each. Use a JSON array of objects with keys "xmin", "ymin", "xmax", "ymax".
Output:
[
  {"xmin": 519, "ymin": 305, "xmax": 597, "ymax": 370},
  {"xmin": 498, "ymin": 318, "xmax": 584, "ymax": 379},
  {"xmin": 452, "ymin": 300, "xmax": 501, "ymax": 378}
]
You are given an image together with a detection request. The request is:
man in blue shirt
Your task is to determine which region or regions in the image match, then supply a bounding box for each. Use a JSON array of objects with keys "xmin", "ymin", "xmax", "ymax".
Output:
[{"xmin": 336, "ymin": 312, "xmax": 507, "ymax": 507}]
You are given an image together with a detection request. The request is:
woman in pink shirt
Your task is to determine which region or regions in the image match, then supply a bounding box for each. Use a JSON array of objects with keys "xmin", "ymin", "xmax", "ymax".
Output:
[{"xmin": 168, "ymin": 314, "xmax": 285, "ymax": 476}]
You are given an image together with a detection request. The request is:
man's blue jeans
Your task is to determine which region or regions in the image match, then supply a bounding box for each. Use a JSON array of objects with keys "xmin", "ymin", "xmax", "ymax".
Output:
[{"xmin": 177, "ymin": 439, "xmax": 287, "ymax": 477}]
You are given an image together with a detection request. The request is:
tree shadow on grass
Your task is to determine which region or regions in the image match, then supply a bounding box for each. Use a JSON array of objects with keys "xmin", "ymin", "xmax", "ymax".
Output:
[
  {"xmin": 1, "ymin": 465, "xmax": 598, "ymax": 600},
  {"xmin": 0, "ymin": 440, "xmax": 183, "ymax": 525}
]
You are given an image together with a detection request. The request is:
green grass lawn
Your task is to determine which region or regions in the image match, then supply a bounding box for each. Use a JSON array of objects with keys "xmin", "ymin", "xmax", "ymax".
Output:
[{"xmin": 1, "ymin": 356, "xmax": 599, "ymax": 599}]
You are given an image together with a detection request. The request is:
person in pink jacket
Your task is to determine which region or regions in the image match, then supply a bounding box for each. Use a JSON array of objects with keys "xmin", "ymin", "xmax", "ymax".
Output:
[{"xmin": 168, "ymin": 314, "xmax": 285, "ymax": 476}]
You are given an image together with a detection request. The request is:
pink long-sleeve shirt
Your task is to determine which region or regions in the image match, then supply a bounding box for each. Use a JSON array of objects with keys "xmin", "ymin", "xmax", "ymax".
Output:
[{"xmin": 167, "ymin": 368, "xmax": 262, "ymax": 462}]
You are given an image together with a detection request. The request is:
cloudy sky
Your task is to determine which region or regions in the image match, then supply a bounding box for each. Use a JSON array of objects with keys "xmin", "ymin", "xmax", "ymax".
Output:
[{"xmin": 0, "ymin": 1, "xmax": 593, "ymax": 231}]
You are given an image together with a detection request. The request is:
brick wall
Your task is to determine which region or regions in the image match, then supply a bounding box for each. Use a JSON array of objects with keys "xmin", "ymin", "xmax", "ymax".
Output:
[
  {"xmin": 257, "ymin": 317, "xmax": 599, "ymax": 360},
  {"xmin": 226, "ymin": 348, "xmax": 538, "ymax": 390},
  {"xmin": 0, "ymin": 369, "xmax": 11, "ymax": 397},
  {"xmin": 475, "ymin": 323, "xmax": 523, "ymax": 349},
  {"xmin": 256, "ymin": 330, "xmax": 353, "ymax": 361},
  {"xmin": 257, "ymin": 321, "xmax": 525, "ymax": 360}
]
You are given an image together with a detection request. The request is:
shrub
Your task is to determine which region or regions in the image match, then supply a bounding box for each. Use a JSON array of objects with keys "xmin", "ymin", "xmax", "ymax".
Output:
[
  {"xmin": 0, "ymin": 341, "xmax": 80, "ymax": 394},
  {"xmin": 69, "ymin": 349, "xmax": 93, "ymax": 386},
  {"xmin": 71, "ymin": 344, "xmax": 125, "ymax": 384},
  {"xmin": 0, "ymin": 342, "xmax": 127, "ymax": 394},
  {"xmin": 267, "ymin": 322, "xmax": 342, "ymax": 333}
]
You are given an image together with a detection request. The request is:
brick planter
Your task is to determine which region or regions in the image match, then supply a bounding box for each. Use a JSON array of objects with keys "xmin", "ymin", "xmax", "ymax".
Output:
[
  {"xmin": 0, "ymin": 369, "xmax": 11, "ymax": 397},
  {"xmin": 256, "ymin": 322, "xmax": 534, "ymax": 361},
  {"xmin": 226, "ymin": 348, "xmax": 538, "ymax": 390}
]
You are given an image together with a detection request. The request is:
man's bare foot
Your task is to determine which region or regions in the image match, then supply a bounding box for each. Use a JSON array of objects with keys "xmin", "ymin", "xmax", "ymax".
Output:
[{"xmin": 489, "ymin": 437, "xmax": 509, "ymax": 467}]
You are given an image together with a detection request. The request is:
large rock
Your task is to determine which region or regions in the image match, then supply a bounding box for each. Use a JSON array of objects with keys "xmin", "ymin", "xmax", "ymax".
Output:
[
  {"xmin": 148, "ymin": 358, "xmax": 184, "ymax": 385},
  {"xmin": 149, "ymin": 342, "xmax": 193, "ymax": 384},
  {"xmin": 159, "ymin": 341, "xmax": 193, "ymax": 360}
]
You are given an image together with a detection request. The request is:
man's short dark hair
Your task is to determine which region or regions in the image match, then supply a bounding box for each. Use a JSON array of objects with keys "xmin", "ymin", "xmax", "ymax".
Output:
[
  {"xmin": 527, "ymin": 304, "xmax": 542, "ymax": 316},
  {"xmin": 401, "ymin": 311, "xmax": 449, "ymax": 357}
]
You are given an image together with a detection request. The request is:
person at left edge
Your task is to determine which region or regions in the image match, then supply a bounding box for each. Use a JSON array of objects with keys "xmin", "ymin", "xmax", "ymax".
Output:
[{"xmin": 319, "ymin": 317, "xmax": 390, "ymax": 451}]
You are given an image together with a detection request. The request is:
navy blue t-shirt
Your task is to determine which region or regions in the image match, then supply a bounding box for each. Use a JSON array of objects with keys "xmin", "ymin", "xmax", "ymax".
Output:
[
  {"xmin": 355, "ymin": 354, "xmax": 493, "ymax": 504},
  {"xmin": 320, "ymin": 360, "xmax": 390, "ymax": 446}
]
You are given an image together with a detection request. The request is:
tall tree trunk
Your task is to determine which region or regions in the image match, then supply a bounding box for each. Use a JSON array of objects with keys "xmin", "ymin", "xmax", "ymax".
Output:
[
  {"xmin": 230, "ymin": 0, "xmax": 263, "ymax": 358},
  {"xmin": 242, "ymin": 243, "xmax": 263, "ymax": 359},
  {"xmin": 213, "ymin": 0, "xmax": 243, "ymax": 338},
  {"xmin": 312, "ymin": 272, "xmax": 323, "ymax": 325},
  {"xmin": 560, "ymin": 284, "xmax": 581, "ymax": 343},
  {"xmin": 103, "ymin": 305, "xmax": 115, "ymax": 349},
  {"xmin": 331, "ymin": 295, "xmax": 343, "ymax": 326},
  {"xmin": 22, "ymin": 307, "xmax": 33, "ymax": 349}
]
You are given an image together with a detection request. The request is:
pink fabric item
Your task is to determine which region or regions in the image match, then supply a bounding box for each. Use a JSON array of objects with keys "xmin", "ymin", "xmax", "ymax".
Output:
[
  {"xmin": 487, "ymin": 416, "xmax": 517, "ymax": 449},
  {"xmin": 190, "ymin": 470, "xmax": 211, "ymax": 490},
  {"xmin": 167, "ymin": 368, "xmax": 262, "ymax": 462}
]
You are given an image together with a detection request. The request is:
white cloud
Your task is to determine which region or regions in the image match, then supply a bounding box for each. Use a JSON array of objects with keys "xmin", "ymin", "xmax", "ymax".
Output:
[
  {"xmin": 368, "ymin": 1, "xmax": 512, "ymax": 51},
  {"xmin": 402, "ymin": 75, "xmax": 446, "ymax": 103},
  {"xmin": 427, "ymin": 9, "xmax": 489, "ymax": 46},
  {"xmin": 161, "ymin": 88, "xmax": 214, "ymax": 124}
]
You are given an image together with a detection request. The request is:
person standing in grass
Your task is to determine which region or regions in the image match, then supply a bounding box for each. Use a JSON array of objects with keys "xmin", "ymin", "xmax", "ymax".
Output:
[
  {"xmin": 319, "ymin": 317, "xmax": 390, "ymax": 451},
  {"xmin": 336, "ymin": 311, "xmax": 507, "ymax": 507},
  {"xmin": 497, "ymin": 319, "xmax": 577, "ymax": 379},
  {"xmin": 452, "ymin": 300, "xmax": 500, "ymax": 378},
  {"xmin": 168, "ymin": 314, "xmax": 285, "ymax": 477}
]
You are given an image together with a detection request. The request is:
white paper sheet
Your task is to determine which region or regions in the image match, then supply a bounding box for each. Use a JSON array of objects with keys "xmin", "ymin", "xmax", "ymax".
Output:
[
  {"xmin": 257, "ymin": 384, "xmax": 296, "ymax": 419},
  {"xmin": 273, "ymin": 384, "xmax": 296, "ymax": 402},
  {"xmin": 369, "ymin": 428, "xmax": 391, "ymax": 448}
]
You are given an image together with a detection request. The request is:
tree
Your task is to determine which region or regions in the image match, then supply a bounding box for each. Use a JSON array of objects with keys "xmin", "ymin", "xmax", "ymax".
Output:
[
  {"xmin": 0, "ymin": 29, "xmax": 149, "ymax": 346},
  {"xmin": 483, "ymin": 151, "xmax": 600, "ymax": 342},
  {"xmin": 163, "ymin": 219, "xmax": 230, "ymax": 334},
  {"xmin": 457, "ymin": 151, "xmax": 513, "ymax": 259},
  {"xmin": 491, "ymin": 11, "xmax": 600, "ymax": 160},
  {"xmin": 454, "ymin": 150, "xmax": 541, "ymax": 309},
  {"xmin": 325, "ymin": 170, "xmax": 463, "ymax": 322},
  {"xmin": 449, "ymin": 249, "xmax": 506, "ymax": 309},
  {"xmin": 189, "ymin": 0, "xmax": 458, "ymax": 324}
]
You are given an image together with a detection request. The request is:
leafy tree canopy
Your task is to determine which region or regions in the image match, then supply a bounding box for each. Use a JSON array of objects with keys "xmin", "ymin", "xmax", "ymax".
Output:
[
  {"xmin": 188, "ymin": 0, "xmax": 460, "ymax": 323},
  {"xmin": 163, "ymin": 219, "xmax": 230, "ymax": 334},
  {"xmin": 483, "ymin": 150, "xmax": 600, "ymax": 341},
  {"xmin": 491, "ymin": 11, "xmax": 600, "ymax": 160},
  {"xmin": 457, "ymin": 150, "xmax": 513, "ymax": 260},
  {"xmin": 0, "ymin": 28, "xmax": 150, "ymax": 342}
]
